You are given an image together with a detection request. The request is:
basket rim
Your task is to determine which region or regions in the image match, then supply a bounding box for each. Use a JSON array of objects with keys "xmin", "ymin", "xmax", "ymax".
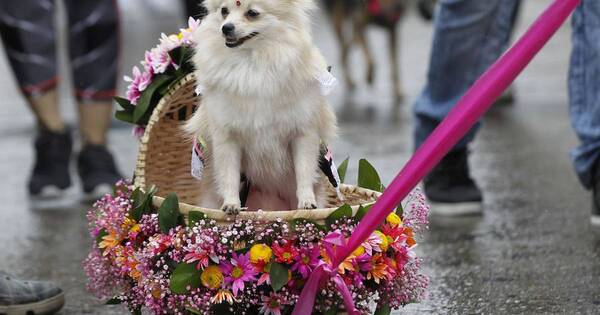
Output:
[{"xmin": 150, "ymin": 184, "xmax": 382, "ymax": 222}]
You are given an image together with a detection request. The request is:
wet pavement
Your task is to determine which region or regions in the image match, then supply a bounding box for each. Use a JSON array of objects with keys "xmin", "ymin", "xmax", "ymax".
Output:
[{"xmin": 1, "ymin": 1, "xmax": 599, "ymax": 314}]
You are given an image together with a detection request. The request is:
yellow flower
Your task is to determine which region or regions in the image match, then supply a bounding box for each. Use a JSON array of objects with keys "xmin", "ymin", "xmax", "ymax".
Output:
[
  {"xmin": 177, "ymin": 32, "xmax": 184, "ymax": 40},
  {"xmin": 352, "ymin": 246, "xmax": 365, "ymax": 257},
  {"xmin": 374, "ymin": 231, "xmax": 389, "ymax": 252},
  {"xmin": 386, "ymin": 213, "xmax": 403, "ymax": 227},
  {"xmin": 249, "ymin": 244, "xmax": 273, "ymax": 264},
  {"xmin": 201, "ymin": 265, "xmax": 224, "ymax": 290},
  {"xmin": 98, "ymin": 232, "xmax": 120, "ymax": 253}
]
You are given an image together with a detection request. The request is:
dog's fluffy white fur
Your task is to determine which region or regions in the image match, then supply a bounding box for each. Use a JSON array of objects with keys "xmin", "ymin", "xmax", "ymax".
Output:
[{"xmin": 184, "ymin": 0, "xmax": 337, "ymax": 214}]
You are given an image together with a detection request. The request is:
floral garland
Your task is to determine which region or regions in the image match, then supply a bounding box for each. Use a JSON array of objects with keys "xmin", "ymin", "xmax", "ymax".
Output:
[
  {"xmin": 84, "ymin": 160, "xmax": 429, "ymax": 315},
  {"xmin": 115, "ymin": 18, "xmax": 200, "ymax": 131}
]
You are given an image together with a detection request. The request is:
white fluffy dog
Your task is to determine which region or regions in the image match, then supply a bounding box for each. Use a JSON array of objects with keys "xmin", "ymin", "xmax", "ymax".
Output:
[{"xmin": 185, "ymin": 0, "xmax": 337, "ymax": 214}]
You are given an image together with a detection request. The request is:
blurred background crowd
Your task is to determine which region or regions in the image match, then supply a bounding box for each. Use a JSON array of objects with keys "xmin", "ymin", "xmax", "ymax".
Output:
[{"xmin": 1, "ymin": 0, "xmax": 599, "ymax": 314}]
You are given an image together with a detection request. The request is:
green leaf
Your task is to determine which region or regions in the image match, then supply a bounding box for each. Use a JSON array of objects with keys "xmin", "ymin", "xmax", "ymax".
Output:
[
  {"xmin": 105, "ymin": 297, "xmax": 121, "ymax": 305},
  {"xmin": 133, "ymin": 74, "xmax": 172, "ymax": 123},
  {"xmin": 326, "ymin": 204, "xmax": 353, "ymax": 226},
  {"xmin": 170, "ymin": 262, "xmax": 201, "ymax": 294},
  {"xmin": 129, "ymin": 186, "xmax": 157, "ymax": 221},
  {"xmin": 355, "ymin": 204, "xmax": 372, "ymax": 221},
  {"xmin": 323, "ymin": 305, "xmax": 339, "ymax": 315},
  {"xmin": 269, "ymin": 262, "xmax": 289, "ymax": 292},
  {"xmin": 374, "ymin": 303, "xmax": 392, "ymax": 315},
  {"xmin": 188, "ymin": 211, "xmax": 207, "ymax": 227},
  {"xmin": 337, "ymin": 157, "xmax": 349, "ymax": 183},
  {"xmin": 114, "ymin": 96, "xmax": 135, "ymax": 111},
  {"xmin": 158, "ymin": 193, "xmax": 180, "ymax": 234},
  {"xmin": 115, "ymin": 110, "xmax": 134, "ymax": 123},
  {"xmin": 395, "ymin": 203, "xmax": 404, "ymax": 217},
  {"xmin": 358, "ymin": 159, "xmax": 383, "ymax": 192},
  {"xmin": 186, "ymin": 307, "xmax": 203, "ymax": 315}
]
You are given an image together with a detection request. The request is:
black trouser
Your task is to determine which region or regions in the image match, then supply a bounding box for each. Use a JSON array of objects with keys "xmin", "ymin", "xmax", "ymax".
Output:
[{"xmin": 0, "ymin": 0, "xmax": 120, "ymax": 100}]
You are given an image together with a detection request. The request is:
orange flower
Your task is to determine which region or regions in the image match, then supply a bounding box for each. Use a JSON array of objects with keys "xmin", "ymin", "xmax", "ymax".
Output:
[
  {"xmin": 98, "ymin": 231, "xmax": 120, "ymax": 254},
  {"xmin": 320, "ymin": 248, "xmax": 355, "ymax": 274},
  {"xmin": 366, "ymin": 254, "xmax": 390, "ymax": 284},
  {"xmin": 211, "ymin": 289, "xmax": 236, "ymax": 305}
]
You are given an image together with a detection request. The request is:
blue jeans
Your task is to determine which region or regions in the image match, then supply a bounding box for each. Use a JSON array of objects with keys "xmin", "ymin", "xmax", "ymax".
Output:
[{"xmin": 414, "ymin": 0, "xmax": 600, "ymax": 189}]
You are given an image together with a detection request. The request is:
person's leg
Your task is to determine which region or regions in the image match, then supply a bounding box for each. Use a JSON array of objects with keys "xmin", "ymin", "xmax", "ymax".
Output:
[
  {"xmin": 413, "ymin": 0, "xmax": 518, "ymax": 215},
  {"xmin": 568, "ymin": 0, "xmax": 600, "ymax": 225},
  {"xmin": 64, "ymin": 0, "xmax": 122, "ymax": 196},
  {"xmin": 0, "ymin": 0, "xmax": 73, "ymax": 197}
]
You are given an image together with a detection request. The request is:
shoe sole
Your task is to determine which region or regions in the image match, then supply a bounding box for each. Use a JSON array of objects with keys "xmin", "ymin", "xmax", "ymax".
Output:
[
  {"xmin": 82, "ymin": 184, "xmax": 113, "ymax": 202},
  {"xmin": 591, "ymin": 215, "xmax": 600, "ymax": 228},
  {"xmin": 0, "ymin": 292, "xmax": 64, "ymax": 315},
  {"xmin": 428, "ymin": 200, "xmax": 483, "ymax": 217}
]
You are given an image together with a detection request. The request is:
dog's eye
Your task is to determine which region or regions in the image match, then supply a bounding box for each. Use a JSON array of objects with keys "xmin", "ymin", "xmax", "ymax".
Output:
[
  {"xmin": 221, "ymin": 7, "xmax": 229, "ymax": 17},
  {"xmin": 246, "ymin": 9, "xmax": 260, "ymax": 18}
]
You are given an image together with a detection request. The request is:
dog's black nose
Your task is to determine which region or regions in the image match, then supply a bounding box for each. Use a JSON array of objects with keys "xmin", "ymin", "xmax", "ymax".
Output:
[{"xmin": 222, "ymin": 23, "xmax": 235, "ymax": 35}]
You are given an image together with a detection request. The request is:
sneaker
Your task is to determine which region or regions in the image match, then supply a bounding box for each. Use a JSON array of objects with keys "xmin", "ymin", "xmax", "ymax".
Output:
[
  {"xmin": 77, "ymin": 144, "xmax": 122, "ymax": 199},
  {"xmin": 424, "ymin": 148, "xmax": 483, "ymax": 216},
  {"xmin": 592, "ymin": 162, "xmax": 600, "ymax": 227},
  {"xmin": 28, "ymin": 128, "xmax": 72, "ymax": 197},
  {"xmin": 0, "ymin": 272, "xmax": 65, "ymax": 315}
]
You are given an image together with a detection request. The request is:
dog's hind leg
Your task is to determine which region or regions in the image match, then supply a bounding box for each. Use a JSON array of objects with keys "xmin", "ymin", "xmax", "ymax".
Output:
[
  {"xmin": 353, "ymin": 16, "xmax": 375, "ymax": 87},
  {"xmin": 388, "ymin": 25, "xmax": 404, "ymax": 105},
  {"xmin": 331, "ymin": 1, "xmax": 355, "ymax": 91}
]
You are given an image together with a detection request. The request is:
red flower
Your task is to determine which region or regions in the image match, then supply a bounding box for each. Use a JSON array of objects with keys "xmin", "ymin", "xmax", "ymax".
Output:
[{"xmin": 272, "ymin": 240, "xmax": 298, "ymax": 264}]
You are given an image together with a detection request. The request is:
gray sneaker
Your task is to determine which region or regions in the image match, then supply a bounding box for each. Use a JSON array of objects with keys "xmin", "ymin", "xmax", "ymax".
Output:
[{"xmin": 0, "ymin": 272, "xmax": 65, "ymax": 315}]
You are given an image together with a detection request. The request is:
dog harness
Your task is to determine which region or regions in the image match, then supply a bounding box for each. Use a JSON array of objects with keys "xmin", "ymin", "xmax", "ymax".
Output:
[
  {"xmin": 367, "ymin": 0, "xmax": 403, "ymax": 24},
  {"xmin": 191, "ymin": 71, "xmax": 342, "ymax": 206}
]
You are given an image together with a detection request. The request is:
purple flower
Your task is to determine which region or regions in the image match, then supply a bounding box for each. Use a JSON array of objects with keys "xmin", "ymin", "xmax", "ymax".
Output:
[
  {"xmin": 291, "ymin": 246, "xmax": 320, "ymax": 279},
  {"xmin": 124, "ymin": 66, "xmax": 152, "ymax": 105},
  {"xmin": 221, "ymin": 252, "xmax": 257, "ymax": 296}
]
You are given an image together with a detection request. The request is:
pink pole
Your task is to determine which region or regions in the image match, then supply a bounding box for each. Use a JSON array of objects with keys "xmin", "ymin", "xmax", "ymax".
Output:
[
  {"xmin": 334, "ymin": 0, "xmax": 581, "ymax": 265},
  {"xmin": 292, "ymin": 1, "xmax": 581, "ymax": 314}
]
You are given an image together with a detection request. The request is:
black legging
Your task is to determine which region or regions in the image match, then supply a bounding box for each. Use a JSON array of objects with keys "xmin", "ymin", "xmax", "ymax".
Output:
[
  {"xmin": 184, "ymin": 0, "xmax": 207, "ymax": 20},
  {"xmin": 0, "ymin": 0, "xmax": 120, "ymax": 100}
]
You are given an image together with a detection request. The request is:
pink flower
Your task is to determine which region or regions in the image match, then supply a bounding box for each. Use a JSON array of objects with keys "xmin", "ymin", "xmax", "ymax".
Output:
[
  {"xmin": 124, "ymin": 66, "xmax": 152, "ymax": 105},
  {"xmin": 260, "ymin": 292, "xmax": 286, "ymax": 315},
  {"xmin": 131, "ymin": 126, "xmax": 146, "ymax": 138},
  {"xmin": 291, "ymin": 246, "xmax": 320, "ymax": 279},
  {"xmin": 221, "ymin": 252, "xmax": 257, "ymax": 296},
  {"xmin": 150, "ymin": 47, "xmax": 172, "ymax": 74},
  {"xmin": 179, "ymin": 17, "xmax": 200, "ymax": 45},
  {"xmin": 362, "ymin": 232, "xmax": 383, "ymax": 256},
  {"xmin": 184, "ymin": 249, "xmax": 210, "ymax": 270}
]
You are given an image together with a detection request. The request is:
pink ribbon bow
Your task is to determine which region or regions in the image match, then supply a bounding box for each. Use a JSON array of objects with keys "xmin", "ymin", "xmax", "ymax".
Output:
[
  {"xmin": 292, "ymin": 0, "xmax": 580, "ymax": 314},
  {"xmin": 292, "ymin": 231, "xmax": 359, "ymax": 315}
]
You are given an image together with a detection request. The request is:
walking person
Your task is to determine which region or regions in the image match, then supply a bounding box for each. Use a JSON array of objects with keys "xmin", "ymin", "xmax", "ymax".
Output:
[
  {"xmin": 414, "ymin": 0, "xmax": 600, "ymax": 227},
  {"xmin": 0, "ymin": 0, "xmax": 122, "ymax": 202}
]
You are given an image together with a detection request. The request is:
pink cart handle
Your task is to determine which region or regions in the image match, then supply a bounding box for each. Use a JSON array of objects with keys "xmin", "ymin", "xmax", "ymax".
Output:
[{"xmin": 293, "ymin": 0, "xmax": 581, "ymax": 314}]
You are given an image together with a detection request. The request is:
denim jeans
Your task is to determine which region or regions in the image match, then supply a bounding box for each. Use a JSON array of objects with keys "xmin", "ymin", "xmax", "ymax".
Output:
[{"xmin": 414, "ymin": 0, "xmax": 600, "ymax": 189}]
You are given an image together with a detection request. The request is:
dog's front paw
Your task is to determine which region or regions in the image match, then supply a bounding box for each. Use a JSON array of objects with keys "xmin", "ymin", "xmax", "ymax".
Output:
[
  {"xmin": 298, "ymin": 199, "xmax": 317, "ymax": 210},
  {"xmin": 221, "ymin": 203, "xmax": 242, "ymax": 215}
]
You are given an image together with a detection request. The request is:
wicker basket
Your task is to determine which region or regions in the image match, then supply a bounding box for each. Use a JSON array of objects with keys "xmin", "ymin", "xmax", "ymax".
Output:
[{"xmin": 133, "ymin": 73, "xmax": 381, "ymax": 224}]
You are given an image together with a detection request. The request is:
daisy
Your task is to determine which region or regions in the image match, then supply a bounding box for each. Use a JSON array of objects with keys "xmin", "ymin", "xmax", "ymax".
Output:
[
  {"xmin": 272, "ymin": 240, "xmax": 298, "ymax": 264},
  {"xmin": 292, "ymin": 246, "xmax": 320, "ymax": 279},
  {"xmin": 260, "ymin": 292, "xmax": 286, "ymax": 315},
  {"xmin": 221, "ymin": 252, "xmax": 258, "ymax": 296}
]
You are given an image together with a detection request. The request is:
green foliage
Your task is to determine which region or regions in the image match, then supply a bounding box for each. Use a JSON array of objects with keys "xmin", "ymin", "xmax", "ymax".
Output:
[
  {"xmin": 358, "ymin": 159, "xmax": 383, "ymax": 192},
  {"xmin": 170, "ymin": 263, "xmax": 201, "ymax": 294},
  {"xmin": 133, "ymin": 74, "xmax": 173, "ymax": 123},
  {"xmin": 325, "ymin": 204, "xmax": 353, "ymax": 226},
  {"xmin": 355, "ymin": 204, "xmax": 372, "ymax": 221},
  {"xmin": 269, "ymin": 262, "xmax": 289, "ymax": 292},
  {"xmin": 374, "ymin": 303, "xmax": 392, "ymax": 315},
  {"xmin": 105, "ymin": 297, "xmax": 121, "ymax": 305},
  {"xmin": 158, "ymin": 193, "xmax": 181, "ymax": 234},
  {"xmin": 337, "ymin": 157, "xmax": 349, "ymax": 183},
  {"xmin": 188, "ymin": 211, "xmax": 208, "ymax": 227},
  {"xmin": 129, "ymin": 185, "xmax": 157, "ymax": 222}
]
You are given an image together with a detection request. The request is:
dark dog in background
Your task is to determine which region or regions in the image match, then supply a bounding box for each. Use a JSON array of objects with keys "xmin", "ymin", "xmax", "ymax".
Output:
[
  {"xmin": 324, "ymin": 0, "xmax": 436, "ymax": 105},
  {"xmin": 183, "ymin": 0, "xmax": 207, "ymax": 20}
]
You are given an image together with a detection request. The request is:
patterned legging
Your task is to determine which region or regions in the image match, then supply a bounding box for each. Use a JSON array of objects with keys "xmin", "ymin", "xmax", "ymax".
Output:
[{"xmin": 0, "ymin": 0, "xmax": 120, "ymax": 101}]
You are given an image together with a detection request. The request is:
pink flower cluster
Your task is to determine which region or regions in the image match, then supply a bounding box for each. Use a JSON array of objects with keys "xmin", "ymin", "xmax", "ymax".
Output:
[
  {"xmin": 124, "ymin": 18, "xmax": 200, "ymax": 105},
  {"xmin": 84, "ymin": 181, "xmax": 429, "ymax": 314}
]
